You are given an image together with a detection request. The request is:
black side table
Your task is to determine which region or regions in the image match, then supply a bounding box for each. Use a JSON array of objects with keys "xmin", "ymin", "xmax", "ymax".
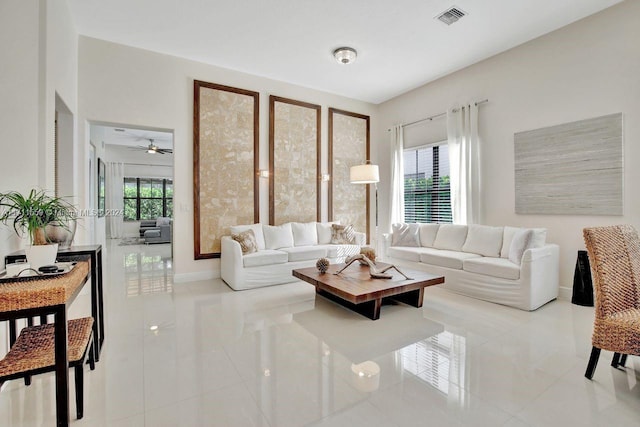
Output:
[{"xmin": 5, "ymin": 244, "xmax": 105, "ymax": 360}]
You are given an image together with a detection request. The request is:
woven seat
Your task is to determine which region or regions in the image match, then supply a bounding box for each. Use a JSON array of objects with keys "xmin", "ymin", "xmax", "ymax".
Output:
[
  {"xmin": 583, "ymin": 225, "xmax": 640, "ymax": 379},
  {"xmin": 0, "ymin": 317, "xmax": 95, "ymax": 419}
]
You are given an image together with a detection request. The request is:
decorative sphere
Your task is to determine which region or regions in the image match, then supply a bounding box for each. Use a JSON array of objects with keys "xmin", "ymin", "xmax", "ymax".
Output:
[{"xmin": 316, "ymin": 257, "xmax": 330, "ymax": 273}]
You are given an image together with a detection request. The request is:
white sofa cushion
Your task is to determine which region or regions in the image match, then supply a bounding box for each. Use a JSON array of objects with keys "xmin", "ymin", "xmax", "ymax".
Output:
[
  {"xmin": 281, "ymin": 246, "xmax": 327, "ymax": 262},
  {"xmin": 230, "ymin": 223, "xmax": 265, "ymax": 250},
  {"xmin": 243, "ymin": 250, "xmax": 288, "ymax": 267},
  {"xmin": 463, "ymin": 257, "xmax": 521, "ymax": 280},
  {"xmin": 263, "ymin": 223, "xmax": 294, "ymax": 249},
  {"xmin": 462, "ymin": 225, "xmax": 504, "ymax": 257},
  {"xmin": 317, "ymin": 222, "xmax": 339, "ymax": 244},
  {"xmin": 433, "ymin": 224, "xmax": 468, "ymax": 251},
  {"xmin": 420, "ymin": 249, "xmax": 481, "ymax": 270},
  {"xmin": 387, "ymin": 246, "xmax": 423, "ymax": 262},
  {"xmin": 419, "ymin": 224, "xmax": 440, "ymax": 248},
  {"xmin": 320, "ymin": 244, "xmax": 361, "ymax": 259},
  {"xmin": 509, "ymin": 229, "xmax": 535, "ymax": 265},
  {"xmin": 501, "ymin": 226, "xmax": 547, "ymax": 258},
  {"xmin": 291, "ymin": 222, "xmax": 318, "ymax": 246},
  {"xmin": 391, "ymin": 223, "xmax": 420, "ymax": 247}
]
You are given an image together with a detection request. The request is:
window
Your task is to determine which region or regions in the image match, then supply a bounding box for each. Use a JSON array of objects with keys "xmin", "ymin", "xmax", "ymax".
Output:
[
  {"xmin": 403, "ymin": 143, "xmax": 452, "ymax": 223},
  {"xmin": 123, "ymin": 178, "xmax": 173, "ymax": 221}
]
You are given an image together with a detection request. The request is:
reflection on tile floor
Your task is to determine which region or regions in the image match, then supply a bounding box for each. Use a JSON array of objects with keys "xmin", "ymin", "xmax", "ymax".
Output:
[{"xmin": 1, "ymin": 239, "xmax": 639, "ymax": 426}]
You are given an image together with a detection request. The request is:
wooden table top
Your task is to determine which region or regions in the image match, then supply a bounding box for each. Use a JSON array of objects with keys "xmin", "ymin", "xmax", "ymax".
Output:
[{"xmin": 293, "ymin": 262, "xmax": 444, "ymax": 305}]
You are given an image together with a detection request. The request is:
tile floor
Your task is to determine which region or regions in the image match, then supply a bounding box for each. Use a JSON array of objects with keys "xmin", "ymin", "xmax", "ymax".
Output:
[{"xmin": 0, "ymin": 240, "xmax": 639, "ymax": 426}]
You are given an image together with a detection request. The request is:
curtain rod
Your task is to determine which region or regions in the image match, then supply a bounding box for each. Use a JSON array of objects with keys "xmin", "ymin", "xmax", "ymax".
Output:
[{"xmin": 386, "ymin": 99, "xmax": 489, "ymax": 132}]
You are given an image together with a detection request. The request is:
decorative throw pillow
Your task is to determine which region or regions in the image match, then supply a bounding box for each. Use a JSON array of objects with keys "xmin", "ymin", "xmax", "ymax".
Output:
[
  {"xmin": 231, "ymin": 229, "xmax": 258, "ymax": 255},
  {"xmin": 509, "ymin": 229, "xmax": 534, "ymax": 265},
  {"xmin": 263, "ymin": 223, "xmax": 294, "ymax": 249},
  {"xmin": 391, "ymin": 223, "xmax": 420, "ymax": 247},
  {"xmin": 330, "ymin": 224, "xmax": 355, "ymax": 244}
]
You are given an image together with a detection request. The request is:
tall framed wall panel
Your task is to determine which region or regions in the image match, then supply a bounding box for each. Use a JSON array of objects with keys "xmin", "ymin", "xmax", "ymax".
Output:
[
  {"xmin": 193, "ymin": 80, "xmax": 259, "ymax": 259},
  {"xmin": 269, "ymin": 95, "xmax": 321, "ymax": 225},
  {"xmin": 329, "ymin": 108, "xmax": 370, "ymax": 242}
]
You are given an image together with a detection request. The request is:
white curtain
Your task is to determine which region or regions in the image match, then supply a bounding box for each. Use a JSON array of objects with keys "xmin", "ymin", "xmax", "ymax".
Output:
[
  {"xmin": 389, "ymin": 125, "xmax": 405, "ymax": 228},
  {"xmin": 106, "ymin": 162, "xmax": 125, "ymax": 238},
  {"xmin": 447, "ymin": 103, "xmax": 480, "ymax": 225}
]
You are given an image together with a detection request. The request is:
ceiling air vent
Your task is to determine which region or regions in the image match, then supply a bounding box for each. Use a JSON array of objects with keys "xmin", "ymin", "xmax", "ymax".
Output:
[{"xmin": 436, "ymin": 7, "xmax": 466, "ymax": 25}]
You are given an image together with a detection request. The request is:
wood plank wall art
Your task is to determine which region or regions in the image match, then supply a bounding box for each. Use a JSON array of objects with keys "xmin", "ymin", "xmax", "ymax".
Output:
[
  {"xmin": 269, "ymin": 96, "xmax": 321, "ymax": 225},
  {"xmin": 193, "ymin": 80, "xmax": 259, "ymax": 259},
  {"xmin": 514, "ymin": 113, "xmax": 623, "ymax": 215},
  {"xmin": 329, "ymin": 108, "xmax": 370, "ymax": 242}
]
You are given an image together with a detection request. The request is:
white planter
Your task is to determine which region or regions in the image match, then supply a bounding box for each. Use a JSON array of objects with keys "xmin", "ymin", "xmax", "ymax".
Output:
[{"xmin": 25, "ymin": 244, "xmax": 59, "ymax": 270}]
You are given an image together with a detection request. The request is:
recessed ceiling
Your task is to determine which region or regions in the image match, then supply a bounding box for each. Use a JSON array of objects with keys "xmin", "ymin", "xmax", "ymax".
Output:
[
  {"xmin": 67, "ymin": 0, "xmax": 622, "ymax": 104},
  {"xmin": 97, "ymin": 125, "xmax": 173, "ymax": 151}
]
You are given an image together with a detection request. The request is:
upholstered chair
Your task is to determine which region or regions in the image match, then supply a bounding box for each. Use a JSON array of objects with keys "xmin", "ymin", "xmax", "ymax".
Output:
[{"xmin": 582, "ymin": 225, "xmax": 640, "ymax": 379}]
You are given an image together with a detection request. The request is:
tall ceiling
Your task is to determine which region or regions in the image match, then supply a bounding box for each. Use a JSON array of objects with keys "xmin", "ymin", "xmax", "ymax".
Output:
[{"xmin": 68, "ymin": 0, "xmax": 622, "ymax": 104}]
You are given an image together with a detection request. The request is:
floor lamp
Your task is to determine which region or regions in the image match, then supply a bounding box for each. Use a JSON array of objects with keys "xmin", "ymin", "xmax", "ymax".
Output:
[{"xmin": 350, "ymin": 161, "xmax": 379, "ymax": 251}]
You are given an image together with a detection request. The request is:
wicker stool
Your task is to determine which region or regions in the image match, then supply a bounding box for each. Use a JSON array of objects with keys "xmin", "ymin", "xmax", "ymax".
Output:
[{"xmin": 0, "ymin": 317, "xmax": 95, "ymax": 419}]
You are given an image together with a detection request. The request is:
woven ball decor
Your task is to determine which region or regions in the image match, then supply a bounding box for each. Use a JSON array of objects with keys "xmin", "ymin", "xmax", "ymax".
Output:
[{"xmin": 316, "ymin": 258, "xmax": 330, "ymax": 274}]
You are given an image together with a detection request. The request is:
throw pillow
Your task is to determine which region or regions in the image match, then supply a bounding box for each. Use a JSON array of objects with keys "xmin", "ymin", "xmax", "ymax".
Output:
[
  {"xmin": 263, "ymin": 223, "xmax": 294, "ymax": 249},
  {"xmin": 391, "ymin": 223, "xmax": 420, "ymax": 247},
  {"xmin": 432, "ymin": 224, "xmax": 468, "ymax": 251},
  {"xmin": 418, "ymin": 223, "xmax": 440, "ymax": 248},
  {"xmin": 229, "ymin": 223, "xmax": 265, "ymax": 250},
  {"xmin": 509, "ymin": 229, "xmax": 534, "ymax": 265},
  {"xmin": 462, "ymin": 225, "xmax": 504, "ymax": 257},
  {"xmin": 291, "ymin": 222, "xmax": 318, "ymax": 246},
  {"xmin": 231, "ymin": 229, "xmax": 258, "ymax": 255},
  {"xmin": 330, "ymin": 224, "xmax": 355, "ymax": 244},
  {"xmin": 317, "ymin": 221, "xmax": 339, "ymax": 244}
]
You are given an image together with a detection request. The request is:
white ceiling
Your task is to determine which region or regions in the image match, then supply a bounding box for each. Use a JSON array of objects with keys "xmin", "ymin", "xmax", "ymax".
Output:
[
  {"xmin": 96, "ymin": 125, "xmax": 173, "ymax": 150},
  {"xmin": 68, "ymin": 0, "xmax": 622, "ymax": 104}
]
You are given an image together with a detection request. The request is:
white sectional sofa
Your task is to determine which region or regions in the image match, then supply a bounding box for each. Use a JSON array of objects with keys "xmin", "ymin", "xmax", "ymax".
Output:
[
  {"xmin": 383, "ymin": 223, "xmax": 559, "ymax": 311},
  {"xmin": 221, "ymin": 222, "xmax": 365, "ymax": 290}
]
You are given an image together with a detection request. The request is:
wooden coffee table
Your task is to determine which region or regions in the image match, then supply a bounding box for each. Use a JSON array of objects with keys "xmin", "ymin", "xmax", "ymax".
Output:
[{"xmin": 292, "ymin": 262, "xmax": 444, "ymax": 320}]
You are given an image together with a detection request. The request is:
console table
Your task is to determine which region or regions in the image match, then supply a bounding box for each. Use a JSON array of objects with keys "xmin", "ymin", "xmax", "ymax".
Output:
[
  {"xmin": 0, "ymin": 259, "xmax": 91, "ymax": 427},
  {"xmin": 5, "ymin": 245, "xmax": 104, "ymax": 360}
]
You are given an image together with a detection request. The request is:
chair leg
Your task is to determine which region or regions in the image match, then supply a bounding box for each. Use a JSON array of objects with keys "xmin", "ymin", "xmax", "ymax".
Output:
[
  {"xmin": 585, "ymin": 346, "xmax": 601, "ymax": 379},
  {"xmin": 88, "ymin": 335, "xmax": 96, "ymax": 371},
  {"xmin": 620, "ymin": 354, "xmax": 628, "ymax": 367},
  {"xmin": 74, "ymin": 365, "xmax": 84, "ymax": 419},
  {"xmin": 612, "ymin": 352, "xmax": 621, "ymax": 368}
]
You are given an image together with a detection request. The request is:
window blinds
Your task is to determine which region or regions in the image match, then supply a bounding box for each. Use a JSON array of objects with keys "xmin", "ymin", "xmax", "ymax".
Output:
[{"xmin": 403, "ymin": 144, "xmax": 452, "ymax": 224}]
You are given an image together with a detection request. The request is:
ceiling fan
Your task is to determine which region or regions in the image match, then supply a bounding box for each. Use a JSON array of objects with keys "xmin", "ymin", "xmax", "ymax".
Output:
[{"xmin": 132, "ymin": 138, "xmax": 173, "ymax": 154}]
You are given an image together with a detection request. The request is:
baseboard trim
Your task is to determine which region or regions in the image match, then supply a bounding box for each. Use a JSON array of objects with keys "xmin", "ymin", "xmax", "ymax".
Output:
[
  {"xmin": 173, "ymin": 270, "xmax": 220, "ymax": 283},
  {"xmin": 558, "ymin": 286, "xmax": 572, "ymax": 301}
]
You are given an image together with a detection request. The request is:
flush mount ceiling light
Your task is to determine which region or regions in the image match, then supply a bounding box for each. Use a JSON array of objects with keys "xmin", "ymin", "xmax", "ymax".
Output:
[{"xmin": 333, "ymin": 47, "xmax": 357, "ymax": 65}]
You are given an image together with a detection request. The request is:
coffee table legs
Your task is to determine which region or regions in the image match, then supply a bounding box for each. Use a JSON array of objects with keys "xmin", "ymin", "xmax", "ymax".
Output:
[
  {"xmin": 316, "ymin": 288, "xmax": 425, "ymax": 320},
  {"xmin": 316, "ymin": 289, "xmax": 382, "ymax": 320},
  {"xmin": 391, "ymin": 288, "xmax": 424, "ymax": 308}
]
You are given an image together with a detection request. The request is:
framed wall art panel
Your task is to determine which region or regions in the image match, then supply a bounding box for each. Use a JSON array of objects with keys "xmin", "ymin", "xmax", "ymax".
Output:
[
  {"xmin": 193, "ymin": 80, "xmax": 259, "ymax": 259},
  {"xmin": 269, "ymin": 96, "xmax": 321, "ymax": 225},
  {"xmin": 329, "ymin": 108, "xmax": 370, "ymax": 242},
  {"xmin": 514, "ymin": 113, "xmax": 623, "ymax": 215}
]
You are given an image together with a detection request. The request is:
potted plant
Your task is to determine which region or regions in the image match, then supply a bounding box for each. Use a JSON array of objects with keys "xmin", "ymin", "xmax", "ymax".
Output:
[{"xmin": 0, "ymin": 188, "xmax": 76, "ymax": 269}]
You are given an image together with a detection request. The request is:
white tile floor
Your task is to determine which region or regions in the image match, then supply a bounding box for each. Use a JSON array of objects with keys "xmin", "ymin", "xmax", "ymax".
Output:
[{"xmin": 1, "ymin": 240, "xmax": 639, "ymax": 426}]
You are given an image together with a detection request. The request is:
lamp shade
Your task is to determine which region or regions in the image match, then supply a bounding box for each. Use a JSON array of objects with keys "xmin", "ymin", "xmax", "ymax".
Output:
[{"xmin": 350, "ymin": 164, "xmax": 379, "ymax": 184}]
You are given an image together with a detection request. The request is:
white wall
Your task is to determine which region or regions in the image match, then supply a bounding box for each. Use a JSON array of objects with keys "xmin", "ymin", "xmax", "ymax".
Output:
[
  {"xmin": 375, "ymin": 1, "xmax": 640, "ymax": 292},
  {"xmin": 77, "ymin": 37, "xmax": 377, "ymax": 282},
  {"xmin": 0, "ymin": 0, "xmax": 78, "ymax": 356}
]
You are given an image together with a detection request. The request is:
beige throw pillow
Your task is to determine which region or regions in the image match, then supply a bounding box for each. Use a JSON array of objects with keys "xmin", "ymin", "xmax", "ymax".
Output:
[
  {"xmin": 231, "ymin": 229, "xmax": 258, "ymax": 255},
  {"xmin": 330, "ymin": 224, "xmax": 355, "ymax": 244}
]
